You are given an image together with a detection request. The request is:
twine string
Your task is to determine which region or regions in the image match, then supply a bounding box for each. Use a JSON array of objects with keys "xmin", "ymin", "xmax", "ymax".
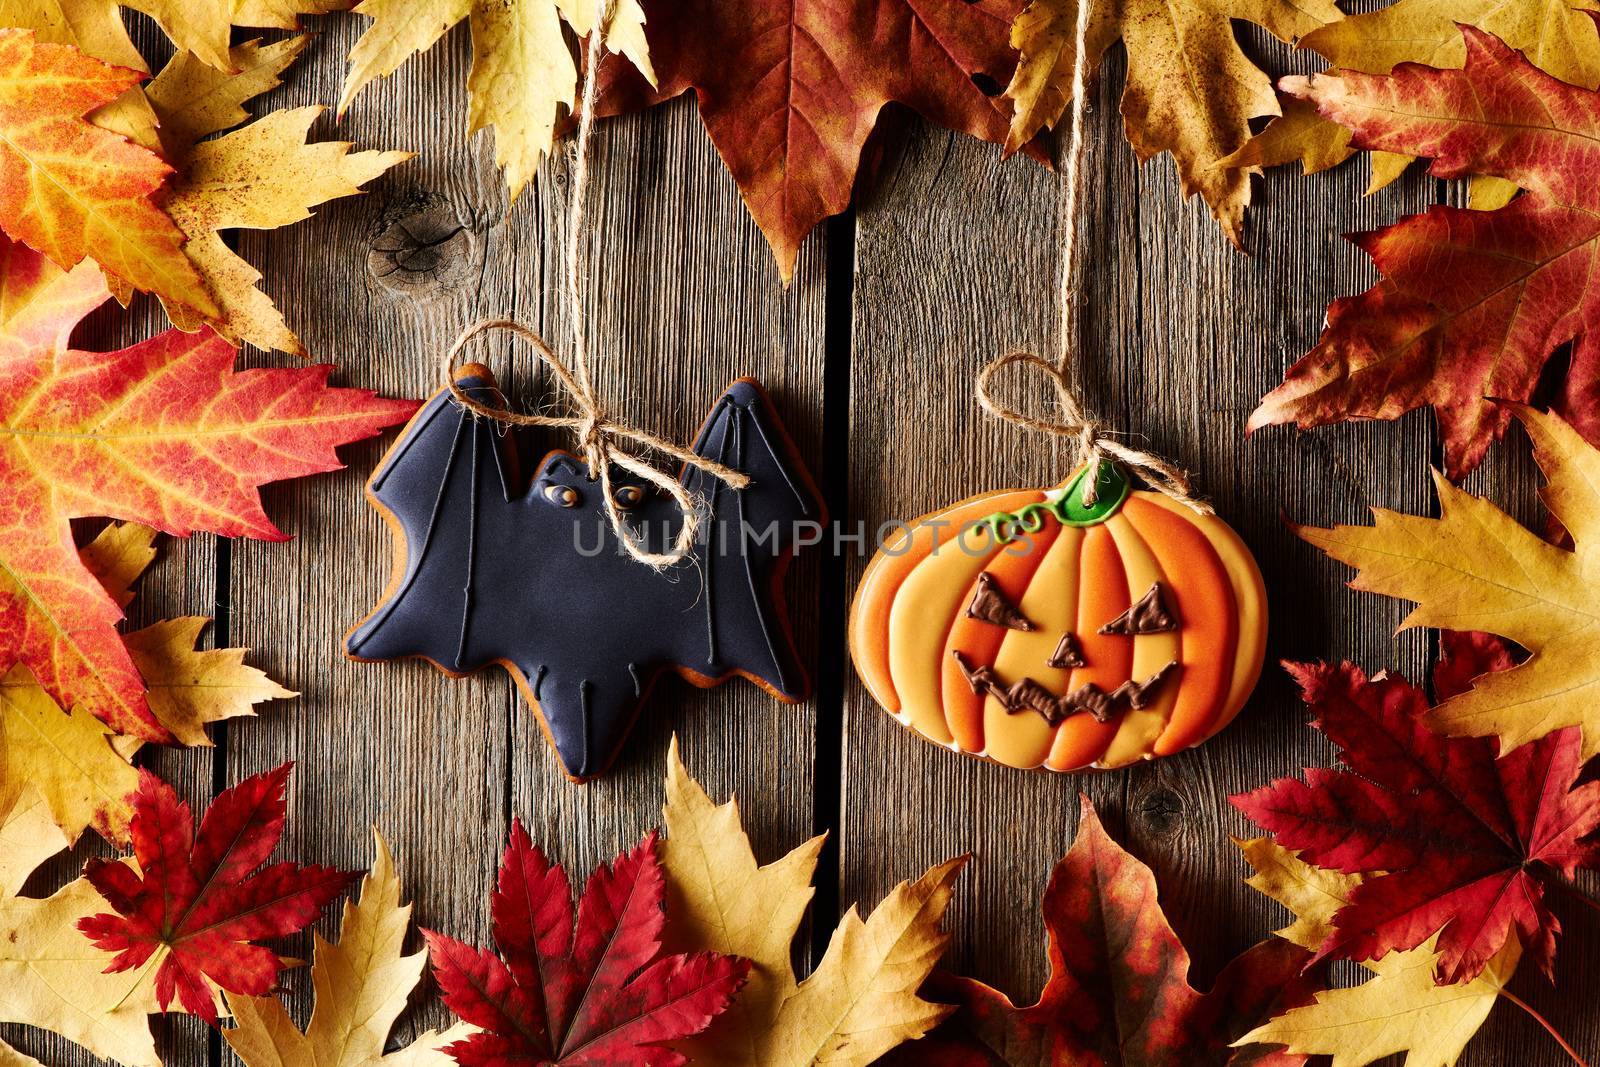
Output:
[
  {"xmin": 974, "ymin": 0, "xmax": 1211, "ymax": 515},
  {"xmin": 440, "ymin": 5, "xmax": 749, "ymax": 567}
]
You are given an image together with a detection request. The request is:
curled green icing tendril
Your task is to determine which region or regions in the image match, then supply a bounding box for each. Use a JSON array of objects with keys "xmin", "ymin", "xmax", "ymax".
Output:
[{"xmin": 976, "ymin": 462, "xmax": 1131, "ymax": 544}]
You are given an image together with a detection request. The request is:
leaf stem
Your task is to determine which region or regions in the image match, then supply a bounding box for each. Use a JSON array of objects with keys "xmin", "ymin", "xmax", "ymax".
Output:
[{"xmin": 1502, "ymin": 988, "xmax": 1590, "ymax": 1067}]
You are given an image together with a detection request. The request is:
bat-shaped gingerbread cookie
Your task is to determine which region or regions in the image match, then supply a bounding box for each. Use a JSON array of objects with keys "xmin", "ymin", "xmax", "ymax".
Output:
[{"xmin": 346, "ymin": 364, "xmax": 822, "ymax": 781}]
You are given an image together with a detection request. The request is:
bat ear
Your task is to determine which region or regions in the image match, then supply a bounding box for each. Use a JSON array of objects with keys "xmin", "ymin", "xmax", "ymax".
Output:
[{"xmin": 453, "ymin": 361, "xmax": 507, "ymax": 404}]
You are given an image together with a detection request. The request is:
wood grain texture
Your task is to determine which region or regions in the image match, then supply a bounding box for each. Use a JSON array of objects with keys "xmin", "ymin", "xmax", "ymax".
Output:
[
  {"xmin": 2, "ymin": 6, "xmax": 1594, "ymax": 1067},
  {"xmin": 842, "ymin": 15, "xmax": 1597, "ymax": 1067}
]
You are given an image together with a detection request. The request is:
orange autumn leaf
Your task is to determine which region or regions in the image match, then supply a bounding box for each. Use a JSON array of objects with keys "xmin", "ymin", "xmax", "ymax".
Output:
[
  {"xmin": 0, "ymin": 29, "xmax": 214, "ymax": 318},
  {"xmin": 0, "ymin": 235, "xmax": 415, "ymax": 743}
]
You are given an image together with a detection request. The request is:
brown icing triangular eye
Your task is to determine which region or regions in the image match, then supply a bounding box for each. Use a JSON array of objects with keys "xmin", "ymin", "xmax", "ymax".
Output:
[
  {"xmin": 966, "ymin": 572, "xmax": 1034, "ymax": 631},
  {"xmin": 1047, "ymin": 632, "xmax": 1085, "ymax": 669},
  {"xmin": 1099, "ymin": 582, "xmax": 1178, "ymax": 635}
]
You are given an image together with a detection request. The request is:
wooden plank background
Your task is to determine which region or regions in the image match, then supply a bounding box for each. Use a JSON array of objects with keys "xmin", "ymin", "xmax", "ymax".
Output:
[{"xmin": 5, "ymin": 6, "xmax": 1597, "ymax": 1066}]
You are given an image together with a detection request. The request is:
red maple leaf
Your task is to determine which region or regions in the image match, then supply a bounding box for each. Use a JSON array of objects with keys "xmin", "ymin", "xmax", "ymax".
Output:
[
  {"xmin": 1231, "ymin": 652, "xmax": 1600, "ymax": 984},
  {"xmin": 1248, "ymin": 26, "xmax": 1600, "ymax": 478},
  {"xmin": 0, "ymin": 235, "xmax": 416, "ymax": 741},
  {"xmin": 426, "ymin": 821, "xmax": 749, "ymax": 1066},
  {"xmin": 1433, "ymin": 629, "xmax": 1519, "ymax": 703},
  {"xmin": 78, "ymin": 763, "xmax": 356, "ymax": 1023},
  {"xmin": 597, "ymin": 0, "xmax": 1033, "ymax": 280},
  {"xmin": 882, "ymin": 800, "xmax": 1319, "ymax": 1066}
]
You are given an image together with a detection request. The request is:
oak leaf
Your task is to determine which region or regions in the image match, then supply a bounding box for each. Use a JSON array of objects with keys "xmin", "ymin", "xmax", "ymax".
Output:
[
  {"xmin": 0, "ymin": 840, "xmax": 163, "ymax": 1067},
  {"xmin": 1233, "ymin": 837, "xmax": 1521, "ymax": 1067},
  {"xmin": 0, "ymin": 29, "xmax": 215, "ymax": 319},
  {"xmin": 1297, "ymin": 406, "xmax": 1600, "ymax": 757},
  {"xmin": 338, "ymin": 0, "xmax": 651, "ymax": 206},
  {"xmin": 1003, "ymin": 0, "xmax": 1340, "ymax": 248},
  {"xmin": 425, "ymin": 821, "xmax": 748, "ymax": 1066},
  {"xmin": 597, "ymin": 0, "xmax": 1033, "ymax": 280},
  {"xmin": 883, "ymin": 799, "xmax": 1318, "ymax": 1066},
  {"xmin": 659, "ymin": 739, "xmax": 962, "ymax": 1066},
  {"xmin": 1229, "ymin": 0, "xmax": 1600, "ymax": 209},
  {"xmin": 0, "ymin": 235, "xmax": 415, "ymax": 743},
  {"xmin": 1231, "ymin": 655, "xmax": 1600, "ymax": 983},
  {"xmin": 1248, "ymin": 28, "xmax": 1600, "ymax": 477},
  {"xmin": 79, "ymin": 763, "xmax": 359, "ymax": 1023},
  {"xmin": 224, "ymin": 830, "xmax": 472, "ymax": 1067}
]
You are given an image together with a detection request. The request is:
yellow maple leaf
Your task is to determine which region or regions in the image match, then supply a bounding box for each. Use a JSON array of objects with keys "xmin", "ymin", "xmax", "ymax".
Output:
[
  {"xmin": 125, "ymin": 0, "xmax": 348, "ymax": 72},
  {"xmin": 338, "ymin": 0, "xmax": 653, "ymax": 202},
  {"xmin": 0, "ymin": 788, "xmax": 68, "ymax": 896},
  {"xmin": 1003, "ymin": 0, "xmax": 1340, "ymax": 247},
  {"xmin": 0, "ymin": 858, "xmax": 163, "ymax": 1067},
  {"xmin": 77, "ymin": 521, "xmax": 296, "ymax": 749},
  {"xmin": 1296, "ymin": 406, "xmax": 1600, "ymax": 759},
  {"xmin": 125, "ymin": 617, "xmax": 296, "ymax": 747},
  {"xmin": 78, "ymin": 521, "xmax": 159, "ymax": 610},
  {"xmin": 0, "ymin": 1040, "xmax": 45, "ymax": 1066},
  {"xmin": 4, "ymin": 0, "xmax": 345, "ymax": 77},
  {"xmin": 145, "ymin": 42, "xmax": 410, "ymax": 353},
  {"xmin": 145, "ymin": 36, "xmax": 308, "ymax": 157},
  {"xmin": 1215, "ymin": 94, "xmax": 1414, "ymax": 194},
  {"xmin": 225, "ymin": 830, "xmax": 472, "ymax": 1067},
  {"xmin": 0, "ymin": 666, "xmax": 139, "ymax": 844},
  {"xmin": 1234, "ymin": 838, "xmax": 1519, "ymax": 1067},
  {"xmin": 1229, "ymin": 0, "xmax": 1600, "ymax": 208},
  {"xmin": 661, "ymin": 738, "xmax": 962, "ymax": 1067}
]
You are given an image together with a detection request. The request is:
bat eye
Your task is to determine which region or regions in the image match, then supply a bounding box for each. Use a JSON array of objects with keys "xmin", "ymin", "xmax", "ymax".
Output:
[
  {"xmin": 612, "ymin": 485, "xmax": 644, "ymax": 510},
  {"xmin": 543, "ymin": 483, "xmax": 581, "ymax": 508}
]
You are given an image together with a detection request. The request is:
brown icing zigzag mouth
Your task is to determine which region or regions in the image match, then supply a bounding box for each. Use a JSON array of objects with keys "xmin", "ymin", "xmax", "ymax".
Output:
[{"xmin": 952, "ymin": 651, "xmax": 1178, "ymax": 726}]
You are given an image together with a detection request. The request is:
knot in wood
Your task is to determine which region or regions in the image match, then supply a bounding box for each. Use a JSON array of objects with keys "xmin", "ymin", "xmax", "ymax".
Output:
[
  {"xmin": 368, "ymin": 192, "xmax": 479, "ymax": 297},
  {"xmin": 1135, "ymin": 787, "xmax": 1186, "ymax": 837}
]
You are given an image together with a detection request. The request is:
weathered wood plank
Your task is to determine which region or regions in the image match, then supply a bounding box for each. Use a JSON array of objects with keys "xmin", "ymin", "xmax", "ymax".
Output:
[
  {"xmin": 5, "ymin": 8, "xmax": 1595, "ymax": 1067},
  {"xmin": 223, "ymin": 14, "xmax": 826, "ymax": 1064},
  {"xmin": 842, "ymin": 27, "xmax": 1594, "ymax": 1067}
]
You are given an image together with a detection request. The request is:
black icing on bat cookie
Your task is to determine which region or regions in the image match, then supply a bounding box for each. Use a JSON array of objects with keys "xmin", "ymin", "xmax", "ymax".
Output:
[{"xmin": 345, "ymin": 363, "xmax": 822, "ymax": 782}]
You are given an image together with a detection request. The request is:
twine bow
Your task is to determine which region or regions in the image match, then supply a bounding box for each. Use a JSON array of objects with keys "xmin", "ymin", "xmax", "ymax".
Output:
[
  {"xmin": 439, "ymin": 320, "xmax": 749, "ymax": 569},
  {"xmin": 975, "ymin": 351, "xmax": 1208, "ymax": 513},
  {"xmin": 974, "ymin": 0, "xmax": 1211, "ymax": 516},
  {"xmin": 438, "ymin": 0, "xmax": 748, "ymax": 568}
]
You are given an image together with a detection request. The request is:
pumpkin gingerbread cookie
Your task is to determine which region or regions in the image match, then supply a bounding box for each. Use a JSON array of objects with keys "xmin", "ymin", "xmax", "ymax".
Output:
[{"xmin": 849, "ymin": 461, "xmax": 1267, "ymax": 771}]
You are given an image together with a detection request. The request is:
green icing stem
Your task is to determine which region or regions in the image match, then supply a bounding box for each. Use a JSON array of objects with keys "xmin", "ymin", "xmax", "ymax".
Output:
[{"xmin": 975, "ymin": 461, "xmax": 1131, "ymax": 544}]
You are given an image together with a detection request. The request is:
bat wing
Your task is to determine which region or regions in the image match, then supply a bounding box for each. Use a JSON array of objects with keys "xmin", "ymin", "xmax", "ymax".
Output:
[
  {"xmin": 345, "ymin": 369, "xmax": 517, "ymax": 675},
  {"xmin": 346, "ymin": 370, "xmax": 640, "ymax": 781},
  {"xmin": 671, "ymin": 378, "xmax": 822, "ymax": 701},
  {"xmin": 347, "ymin": 371, "xmax": 822, "ymax": 781}
]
